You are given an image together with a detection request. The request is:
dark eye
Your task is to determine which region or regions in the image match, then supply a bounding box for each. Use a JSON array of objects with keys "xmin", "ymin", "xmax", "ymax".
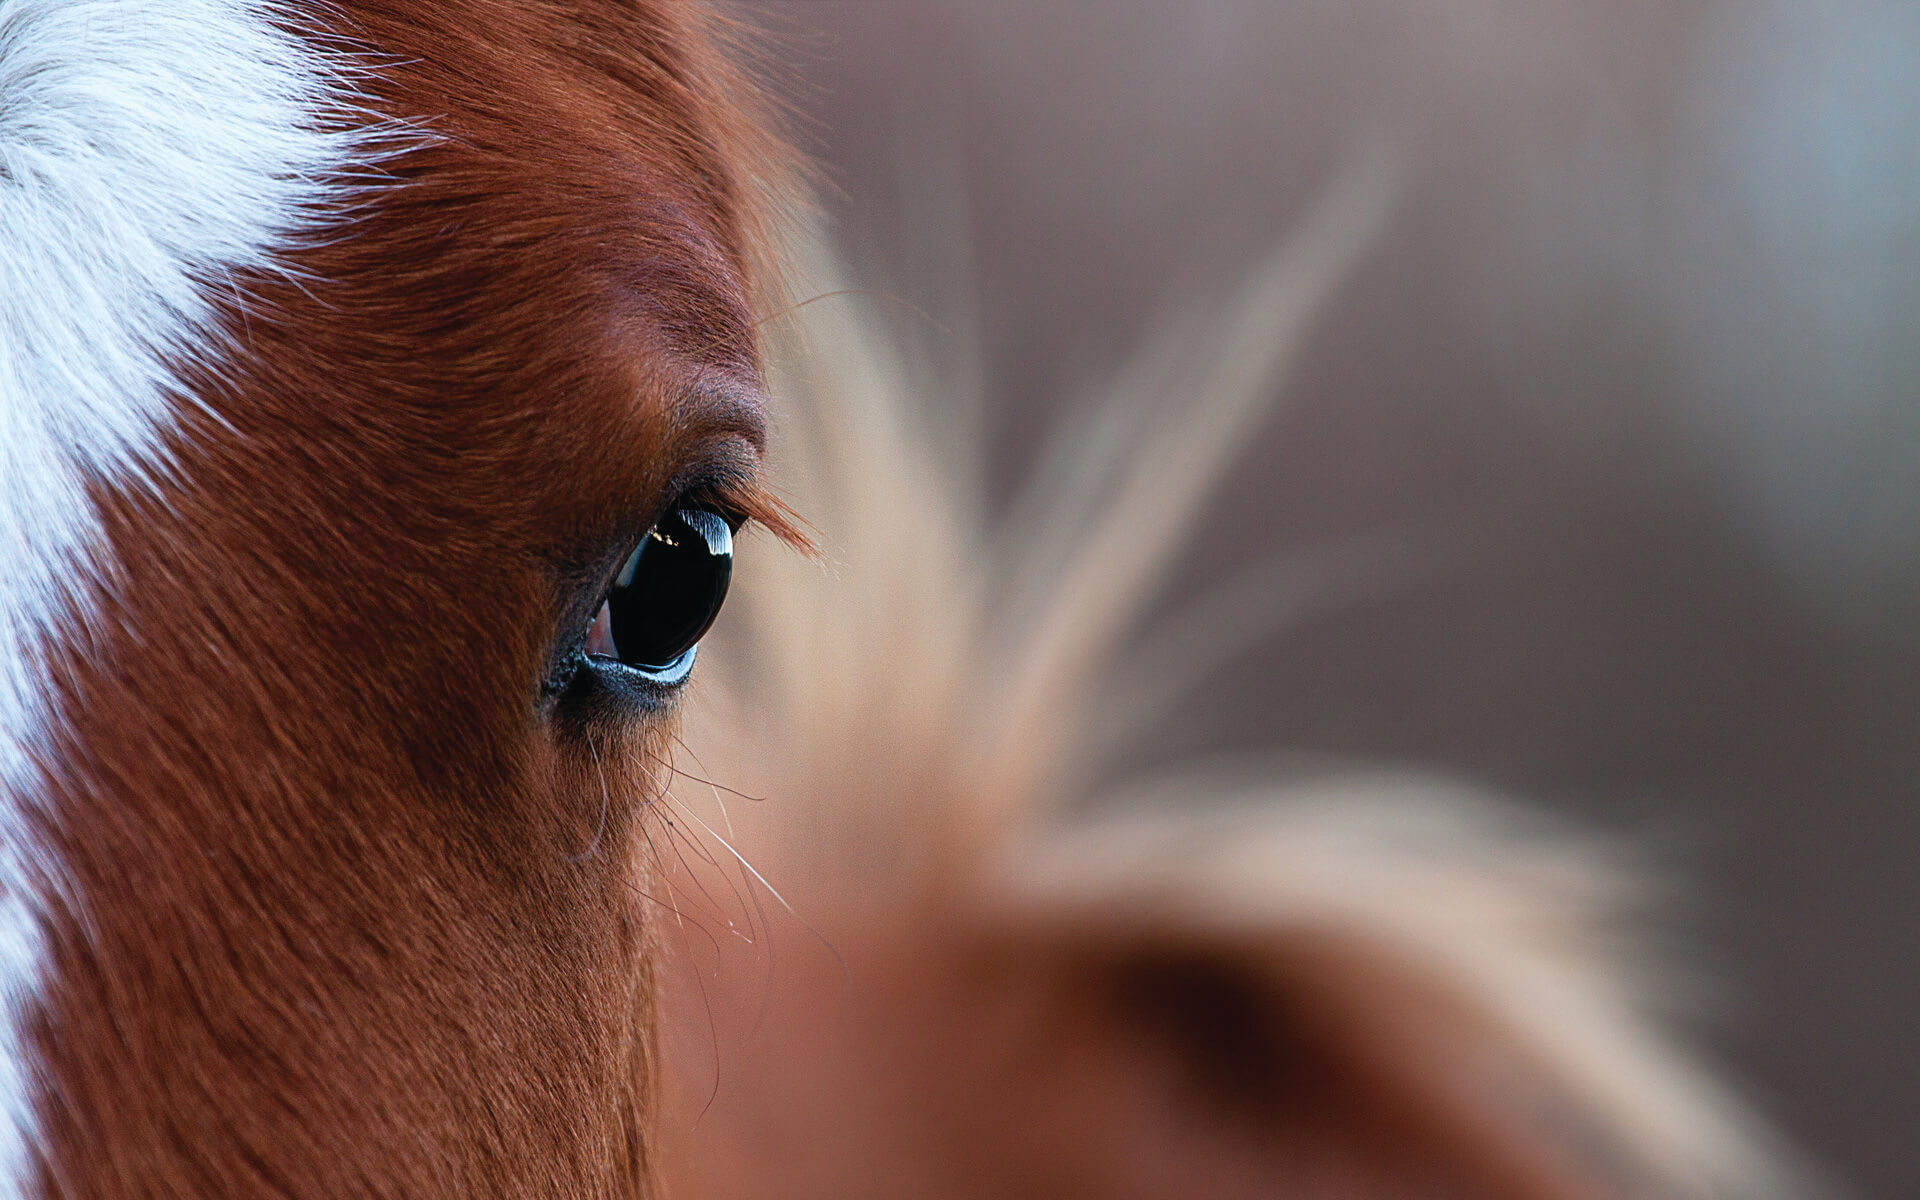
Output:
[{"xmin": 585, "ymin": 507, "xmax": 733, "ymax": 681}]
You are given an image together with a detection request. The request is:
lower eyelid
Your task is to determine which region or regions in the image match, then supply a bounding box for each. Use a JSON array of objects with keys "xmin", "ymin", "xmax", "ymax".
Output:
[{"xmin": 627, "ymin": 645, "xmax": 696, "ymax": 687}]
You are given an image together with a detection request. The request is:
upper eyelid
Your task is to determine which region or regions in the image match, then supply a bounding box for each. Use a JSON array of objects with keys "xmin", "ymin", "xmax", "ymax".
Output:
[
  {"xmin": 674, "ymin": 375, "xmax": 771, "ymax": 454},
  {"xmin": 589, "ymin": 451, "xmax": 758, "ymax": 597},
  {"xmin": 656, "ymin": 439, "xmax": 764, "ymax": 526}
]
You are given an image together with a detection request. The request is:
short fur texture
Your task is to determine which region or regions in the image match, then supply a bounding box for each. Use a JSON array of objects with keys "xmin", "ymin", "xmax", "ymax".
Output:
[
  {"xmin": 0, "ymin": 3, "xmax": 397, "ymax": 1189},
  {"xmin": 3, "ymin": 2, "xmax": 794, "ymax": 1194}
]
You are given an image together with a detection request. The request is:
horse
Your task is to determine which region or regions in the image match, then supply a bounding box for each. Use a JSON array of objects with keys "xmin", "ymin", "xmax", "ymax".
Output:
[
  {"xmin": 1, "ymin": 1, "xmax": 796, "ymax": 1193},
  {"xmin": 1, "ymin": 3, "xmax": 1813, "ymax": 1198}
]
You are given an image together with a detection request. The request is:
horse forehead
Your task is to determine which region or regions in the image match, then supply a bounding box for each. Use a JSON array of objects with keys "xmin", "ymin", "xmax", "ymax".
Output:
[
  {"xmin": 313, "ymin": 3, "xmax": 766, "ymax": 459},
  {"xmin": 363, "ymin": 0, "xmax": 763, "ymax": 308}
]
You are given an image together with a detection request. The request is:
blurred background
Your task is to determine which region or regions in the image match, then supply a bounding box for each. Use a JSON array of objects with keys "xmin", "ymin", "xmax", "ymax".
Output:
[{"xmin": 752, "ymin": 3, "xmax": 1918, "ymax": 1194}]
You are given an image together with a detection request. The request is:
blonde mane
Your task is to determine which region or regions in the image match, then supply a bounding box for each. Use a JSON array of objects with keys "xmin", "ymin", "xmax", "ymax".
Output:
[{"xmin": 661, "ymin": 155, "xmax": 1813, "ymax": 1199}]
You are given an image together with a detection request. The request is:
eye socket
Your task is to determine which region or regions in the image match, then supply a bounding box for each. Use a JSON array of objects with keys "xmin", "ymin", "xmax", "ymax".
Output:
[{"xmin": 585, "ymin": 507, "xmax": 733, "ymax": 680}]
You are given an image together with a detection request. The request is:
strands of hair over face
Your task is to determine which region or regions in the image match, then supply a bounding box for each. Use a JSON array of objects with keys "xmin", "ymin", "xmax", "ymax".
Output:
[{"xmin": 653, "ymin": 152, "xmax": 1819, "ymax": 1199}]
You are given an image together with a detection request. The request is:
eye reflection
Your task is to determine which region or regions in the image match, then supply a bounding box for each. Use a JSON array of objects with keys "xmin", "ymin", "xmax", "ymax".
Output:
[{"xmin": 587, "ymin": 508, "xmax": 732, "ymax": 680}]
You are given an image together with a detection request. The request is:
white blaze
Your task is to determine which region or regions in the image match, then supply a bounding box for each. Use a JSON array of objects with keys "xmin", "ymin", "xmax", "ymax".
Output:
[{"xmin": 0, "ymin": 2, "xmax": 392, "ymax": 1189}]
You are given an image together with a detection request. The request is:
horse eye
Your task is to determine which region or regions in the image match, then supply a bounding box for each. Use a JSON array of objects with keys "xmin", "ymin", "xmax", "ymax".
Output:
[{"xmin": 586, "ymin": 508, "xmax": 733, "ymax": 678}]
